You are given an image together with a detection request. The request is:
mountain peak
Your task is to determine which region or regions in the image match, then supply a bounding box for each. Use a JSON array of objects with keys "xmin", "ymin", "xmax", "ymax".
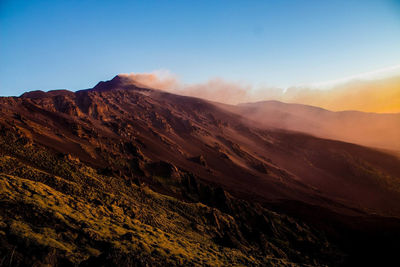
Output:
[
  {"xmin": 92, "ymin": 75, "xmax": 125, "ymax": 92},
  {"xmin": 91, "ymin": 74, "xmax": 151, "ymax": 93}
]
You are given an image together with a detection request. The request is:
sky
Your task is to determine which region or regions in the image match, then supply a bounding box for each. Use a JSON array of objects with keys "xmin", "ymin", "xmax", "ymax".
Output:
[{"xmin": 1, "ymin": 0, "xmax": 400, "ymax": 96}]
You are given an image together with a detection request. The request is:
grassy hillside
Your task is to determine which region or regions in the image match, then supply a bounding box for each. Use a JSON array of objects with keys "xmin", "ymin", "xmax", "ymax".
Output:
[{"xmin": 0, "ymin": 126, "xmax": 341, "ymax": 266}]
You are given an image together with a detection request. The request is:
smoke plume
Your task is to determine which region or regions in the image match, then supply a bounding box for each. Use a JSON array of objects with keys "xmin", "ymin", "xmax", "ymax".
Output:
[{"xmin": 118, "ymin": 71, "xmax": 400, "ymax": 113}]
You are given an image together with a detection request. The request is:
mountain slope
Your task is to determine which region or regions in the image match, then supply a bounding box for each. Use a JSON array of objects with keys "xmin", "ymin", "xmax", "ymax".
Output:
[
  {"xmin": 2, "ymin": 76, "xmax": 400, "ymax": 216},
  {"xmin": 221, "ymin": 100, "xmax": 400, "ymax": 151},
  {"xmin": 1, "ymin": 75, "xmax": 400, "ymax": 265}
]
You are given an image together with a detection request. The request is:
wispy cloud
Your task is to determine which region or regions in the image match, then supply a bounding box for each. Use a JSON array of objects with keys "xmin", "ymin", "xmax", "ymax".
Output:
[{"xmin": 306, "ymin": 64, "xmax": 400, "ymax": 88}]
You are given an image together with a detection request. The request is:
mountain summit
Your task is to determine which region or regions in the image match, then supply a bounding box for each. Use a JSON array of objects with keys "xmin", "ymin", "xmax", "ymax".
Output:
[{"xmin": 91, "ymin": 74, "xmax": 157, "ymax": 93}]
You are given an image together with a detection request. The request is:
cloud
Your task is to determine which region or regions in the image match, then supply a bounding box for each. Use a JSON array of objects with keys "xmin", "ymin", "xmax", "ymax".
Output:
[
  {"xmin": 118, "ymin": 71, "xmax": 282, "ymax": 104},
  {"xmin": 118, "ymin": 68, "xmax": 400, "ymax": 113},
  {"xmin": 307, "ymin": 64, "xmax": 400, "ymax": 88},
  {"xmin": 118, "ymin": 70, "xmax": 179, "ymax": 90},
  {"xmin": 174, "ymin": 78, "xmax": 253, "ymax": 104}
]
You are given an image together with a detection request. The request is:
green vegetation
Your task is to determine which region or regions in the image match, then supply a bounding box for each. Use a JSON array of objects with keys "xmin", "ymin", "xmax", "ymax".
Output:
[{"xmin": 0, "ymin": 174, "xmax": 258, "ymax": 265}]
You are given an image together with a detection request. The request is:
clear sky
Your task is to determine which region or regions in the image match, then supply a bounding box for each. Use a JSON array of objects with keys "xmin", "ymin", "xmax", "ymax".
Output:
[{"xmin": 1, "ymin": 0, "xmax": 400, "ymax": 96}]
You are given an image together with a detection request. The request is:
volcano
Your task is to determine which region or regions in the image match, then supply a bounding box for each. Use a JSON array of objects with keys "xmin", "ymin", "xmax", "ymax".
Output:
[{"xmin": 1, "ymin": 75, "xmax": 399, "ymax": 266}]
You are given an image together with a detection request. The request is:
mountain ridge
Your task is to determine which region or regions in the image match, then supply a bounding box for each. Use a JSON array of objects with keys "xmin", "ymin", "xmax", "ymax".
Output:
[
  {"xmin": 2, "ymin": 77, "xmax": 400, "ymax": 216},
  {"xmin": 1, "ymin": 76, "xmax": 400, "ymax": 265}
]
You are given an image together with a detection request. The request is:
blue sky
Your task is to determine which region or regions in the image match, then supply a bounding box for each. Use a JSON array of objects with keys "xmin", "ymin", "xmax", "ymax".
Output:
[{"xmin": 1, "ymin": 0, "xmax": 400, "ymax": 96}]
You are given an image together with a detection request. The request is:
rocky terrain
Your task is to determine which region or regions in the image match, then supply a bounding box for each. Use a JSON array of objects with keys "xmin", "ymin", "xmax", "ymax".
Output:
[{"xmin": 1, "ymin": 75, "xmax": 399, "ymax": 266}]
